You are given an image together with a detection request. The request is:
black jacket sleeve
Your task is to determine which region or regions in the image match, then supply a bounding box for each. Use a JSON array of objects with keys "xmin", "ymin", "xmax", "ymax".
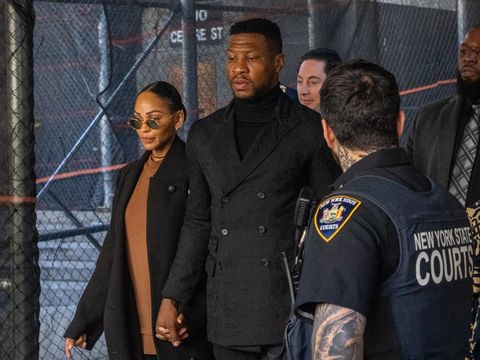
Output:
[{"xmin": 161, "ymin": 128, "xmax": 211, "ymax": 304}]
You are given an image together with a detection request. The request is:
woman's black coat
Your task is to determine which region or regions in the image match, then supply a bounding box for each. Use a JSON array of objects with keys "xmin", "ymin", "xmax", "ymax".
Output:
[{"xmin": 65, "ymin": 137, "xmax": 211, "ymax": 360}]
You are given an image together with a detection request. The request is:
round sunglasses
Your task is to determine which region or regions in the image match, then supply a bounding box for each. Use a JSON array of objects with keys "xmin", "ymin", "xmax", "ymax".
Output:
[{"xmin": 127, "ymin": 111, "xmax": 178, "ymax": 130}]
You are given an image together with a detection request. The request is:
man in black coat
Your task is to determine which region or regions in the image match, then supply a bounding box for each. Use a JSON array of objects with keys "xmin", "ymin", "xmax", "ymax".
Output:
[
  {"xmin": 404, "ymin": 26, "xmax": 480, "ymax": 210},
  {"xmin": 157, "ymin": 18, "xmax": 341, "ymax": 359},
  {"xmin": 403, "ymin": 25, "xmax": 480, "ymax": 358}
]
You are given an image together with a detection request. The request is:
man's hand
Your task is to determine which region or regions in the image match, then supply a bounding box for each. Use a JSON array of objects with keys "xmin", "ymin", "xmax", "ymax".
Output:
[
  {"xmin": 65, "ymin": 334, "xmax": 87, "ymax": 359},
  {"xmin": 155, "ymin": 299, "xmax": 189, "ymax": 347}
]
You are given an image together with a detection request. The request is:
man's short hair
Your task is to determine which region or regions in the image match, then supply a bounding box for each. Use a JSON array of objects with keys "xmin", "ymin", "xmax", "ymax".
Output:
[
  {"xmin": 230, "ymin": 18, "xmax": 282, "ymax": 54},
  {"xmin": 319, "ymin": 59, "xmax": 400, "ymax": 151},
  {"xmin": 300, "ymin": 48, "xmax": 342, "ymax": 73}
]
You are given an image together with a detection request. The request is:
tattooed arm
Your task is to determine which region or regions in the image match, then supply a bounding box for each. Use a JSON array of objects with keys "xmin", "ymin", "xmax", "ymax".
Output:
[{"xmin": 312, "ymin": 303, "xmax": 366, "ymax": 360}]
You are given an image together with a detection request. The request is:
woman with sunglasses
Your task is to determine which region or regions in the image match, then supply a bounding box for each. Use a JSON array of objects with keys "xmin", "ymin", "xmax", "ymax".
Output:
[{"xmin": 64, "ymin": 81, "xmax": 212, "ymax": 360}]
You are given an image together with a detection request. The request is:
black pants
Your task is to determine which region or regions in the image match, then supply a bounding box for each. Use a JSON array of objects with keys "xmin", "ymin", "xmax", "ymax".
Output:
[
  {"xmin": 213, "ymin": 344, "xmax": 284, "ymax": 360},
  {"xmin": 143, "ymin": 355, "xmax": 157, "ymax": 360}
]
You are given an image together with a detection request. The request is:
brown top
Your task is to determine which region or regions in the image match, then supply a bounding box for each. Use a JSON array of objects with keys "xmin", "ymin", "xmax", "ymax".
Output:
[{"xmin": 125, "ymin": 155, "xmax": 162, "ymax": 355}]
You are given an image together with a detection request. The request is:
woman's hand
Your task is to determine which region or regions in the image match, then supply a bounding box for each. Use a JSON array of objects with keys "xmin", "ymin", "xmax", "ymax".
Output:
[
  {"xmin": 65, "ymin": 334, "xmax": 87, "ymax": 359},
  {"xmin": 155, "ymin": 299, "xmax": 189, "ymax": 346}
]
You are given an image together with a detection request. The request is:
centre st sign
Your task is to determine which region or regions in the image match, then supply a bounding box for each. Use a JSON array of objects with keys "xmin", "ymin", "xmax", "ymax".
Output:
[{"xmin": 169, "ymin": 9, "xmax": 224, "ymax": 46}]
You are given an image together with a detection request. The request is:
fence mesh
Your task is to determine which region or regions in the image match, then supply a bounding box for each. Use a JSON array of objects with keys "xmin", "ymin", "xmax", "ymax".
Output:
[{"xmin": 0, "ymin": 0, "xmax": 476, "ymax": 359}]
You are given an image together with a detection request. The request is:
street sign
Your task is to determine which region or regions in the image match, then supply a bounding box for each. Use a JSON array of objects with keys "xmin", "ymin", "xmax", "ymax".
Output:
[{"xmin": 169, "ymin": 9, "xmax": 224, "ymax": 46}]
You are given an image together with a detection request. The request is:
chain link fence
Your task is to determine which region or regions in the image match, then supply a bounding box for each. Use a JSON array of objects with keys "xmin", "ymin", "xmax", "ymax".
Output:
[{"xmin": 0, "ymin": 0, "xmax": 478, "ymax": 359}]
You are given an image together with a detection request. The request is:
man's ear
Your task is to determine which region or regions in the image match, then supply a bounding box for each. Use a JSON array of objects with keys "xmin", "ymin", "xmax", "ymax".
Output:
[
  {"xmin": 396, "ymin": 111, "xmax": 405, "ymax": 138},
  {"xmin": 322, "ymin": 119, "xmax": 336, "ymax": 150},
  {"xmin": 274, "ymin": 53, "xmax": 285, "ymax": 74}
]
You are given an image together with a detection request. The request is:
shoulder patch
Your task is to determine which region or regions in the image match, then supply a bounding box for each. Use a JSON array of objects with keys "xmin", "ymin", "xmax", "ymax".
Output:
[{"xmin": 314, "ymin": 195, "xmax": 362, "ymax": 242}]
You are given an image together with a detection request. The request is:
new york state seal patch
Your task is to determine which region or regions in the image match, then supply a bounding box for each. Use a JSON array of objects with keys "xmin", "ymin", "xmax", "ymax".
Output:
[{"xmin": 314, "ymin": 195, "xmax": 362, "ymax": 242}]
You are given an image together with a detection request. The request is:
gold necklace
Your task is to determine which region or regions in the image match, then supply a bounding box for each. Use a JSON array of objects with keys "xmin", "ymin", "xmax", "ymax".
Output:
[{"xmin": 150, "ymin": 152, "xmax": 166, "ymax": 161}]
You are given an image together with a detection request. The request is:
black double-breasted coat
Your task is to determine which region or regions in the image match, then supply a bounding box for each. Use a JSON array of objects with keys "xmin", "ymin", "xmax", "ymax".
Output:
[
  {"xmin": 162, "ymin": 94, "xmax": 341, "ymax": 347},
  {"xmin": 65, "ymin": 137, "xmax": 212, "ymax": 360}
]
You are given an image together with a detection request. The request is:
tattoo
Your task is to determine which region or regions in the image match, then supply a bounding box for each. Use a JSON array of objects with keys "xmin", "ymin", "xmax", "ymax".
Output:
[
  {"xmin": 312, "ymin": 303, "xmax": 366, "ymax": 360},
  {"xmin": 337, "ymin": 146, "xmax": 356, "ymax": 172},
  {"xmin": 337, "ymin": 144, "xmax": 377, "ymax": 172}
]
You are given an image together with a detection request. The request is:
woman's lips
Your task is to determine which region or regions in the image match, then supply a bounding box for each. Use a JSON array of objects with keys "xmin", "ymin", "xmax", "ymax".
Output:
[{"xmin": 142, "ymin": 137, "xmax": 155, "ymax": 144}]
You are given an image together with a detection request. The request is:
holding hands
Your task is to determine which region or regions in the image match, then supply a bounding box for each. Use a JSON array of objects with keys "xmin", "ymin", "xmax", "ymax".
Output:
[{"xmin": 155, "ymin": 298, "xmax": 189, "ymax": 347}]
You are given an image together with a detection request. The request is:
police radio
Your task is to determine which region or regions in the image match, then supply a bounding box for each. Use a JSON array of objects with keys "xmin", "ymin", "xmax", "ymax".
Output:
[
  {"xmin": 282, "ymin": 187, "xmax": 316, "ymax": 304},
  {"xmin": 294, "ymin": 187, "xmax": 315, "ymax": 244},
  {"xmin": 293, "ymin": 187, "xmax": 315, "ymax": 291}
]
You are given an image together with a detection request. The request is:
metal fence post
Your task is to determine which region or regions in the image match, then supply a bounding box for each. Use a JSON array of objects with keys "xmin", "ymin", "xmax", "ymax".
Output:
[
  {"xmin": 181, "ymin": 0, "xmax": 198, "ymax": 136},
  {"xmin": 0, "ymin": 3, "xmax": 9, "ymax": 357},
  {"xmin": 6, "ymin": 0, "xmax": 40, "ymax": 359},
  {"xmin": 307, "ymin": 0, "xmax": 320, "ymax": 49},
  {"xmin": 99, "ymin": 8, "xmax": 114, "ymax": 209}
]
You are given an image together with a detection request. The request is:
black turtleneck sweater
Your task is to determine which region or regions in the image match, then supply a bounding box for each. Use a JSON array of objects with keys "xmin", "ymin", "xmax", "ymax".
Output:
[{"xmin": 234, "ymin": 85, "xmax": 282, "ymax": 159}]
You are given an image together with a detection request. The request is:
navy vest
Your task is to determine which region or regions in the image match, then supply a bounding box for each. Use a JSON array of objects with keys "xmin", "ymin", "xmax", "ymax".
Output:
[{"xmin": 338, "ymin": 175, "xmax": 472, "ymax": 359}]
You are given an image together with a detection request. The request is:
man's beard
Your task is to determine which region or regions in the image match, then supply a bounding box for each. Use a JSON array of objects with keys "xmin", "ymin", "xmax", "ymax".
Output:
[{"xmin": 456, "ymin": 70, "xmax": 480, "ymax": 101}]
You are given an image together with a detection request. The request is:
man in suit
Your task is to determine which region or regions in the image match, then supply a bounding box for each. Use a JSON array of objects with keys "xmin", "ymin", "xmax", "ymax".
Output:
[
  {"xmin": 156, "ymin": 18, "xmax": 341, "ymax": 359},
  {"xmin": 404, "ymin": 25, "xmax": 480, "ymax": 358},
  {"xmin": 297, "ymin": 48, "xmax": 342, "ymax": 113},
  {"xmin": 405, "ymin": 26, "xmax": 480, "ymax": 210}
]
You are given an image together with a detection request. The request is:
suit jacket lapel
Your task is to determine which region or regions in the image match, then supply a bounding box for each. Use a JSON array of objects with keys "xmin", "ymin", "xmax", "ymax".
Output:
[
  {"xmin": 205, "ymin": 103, "xmax": 241, "ymax": 193},
  {"xmin": 437, "ymin": 95, "xmax": 464, "ymax": 186},
  {"xmin": 213, "ymin": 102, "xmax": 242, "ymax": 163},
  {"xmin": 223, "ymin": 93, "xmax": 300, "ymax": 195}
]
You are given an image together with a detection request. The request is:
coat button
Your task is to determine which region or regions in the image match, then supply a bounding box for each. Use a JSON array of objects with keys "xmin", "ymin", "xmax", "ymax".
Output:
[
  {"xmin": 221, "ymin": 196, "xmax": 229, "ymax": 203},
  {"xmin": 258, "ymin": 225, "xmax": 266, "ymax": 234},
  {"xmin": 221, "ymin": 228, "xmax": 229, "ymax": 236},
  {"xmin": 261, "ymin": 258, "xmax": 269, "ymax": 266},
  {"xmin": 257, "ymin": 192, "xmax": 266, "ymax": 199},
  {"xmin": 168, "ymin": 185, "xmax": 176, "ymax": 193}
]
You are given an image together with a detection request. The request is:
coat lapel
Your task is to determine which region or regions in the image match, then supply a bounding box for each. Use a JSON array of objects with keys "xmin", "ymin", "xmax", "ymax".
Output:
[
  {"xmin": 222, "ymin": 93, "xmax": 300, "ymax": 195},
  {"xmin": 110, "ymin": 151, "xmax": 147, "ymax": 261},
  {"xmin": 113, "ymin": 152, "xmax": 148, "ymax": 222},
  {"xmin": 436, "ymin": 95, "xmax": 464, "ymax": 187},
  {"xmin": 117, "ymin": 136, "xmax": 185, "ymax": 201},
  {"xmin": 112, "ymin": 137, "xmax": 185, "ymax": 255},
  {"xmin": 205, "ymin": 103, "xmax": 241, "ymax": 193},
  {"xmin": 211, "ymin": 102, "xmax": 242, "ymax": 163},
  {"xmin": 153, "ymin": 136, "xmax": 186, "ymax": 182}
]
